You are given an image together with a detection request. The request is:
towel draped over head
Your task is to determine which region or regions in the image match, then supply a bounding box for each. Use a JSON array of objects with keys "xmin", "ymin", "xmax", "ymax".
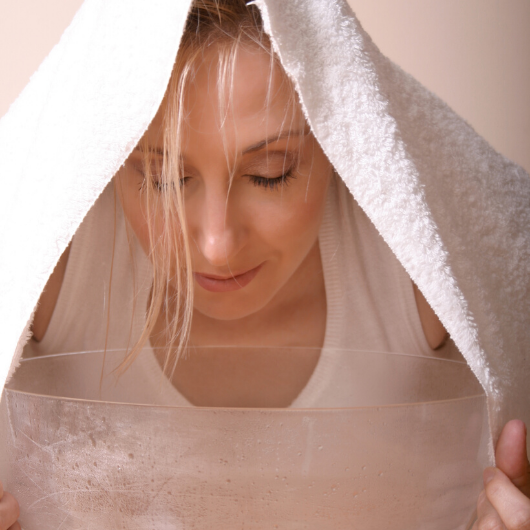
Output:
[{"xmin": 0, "ymin": 0, "xmax": 529, "ymax": 451}]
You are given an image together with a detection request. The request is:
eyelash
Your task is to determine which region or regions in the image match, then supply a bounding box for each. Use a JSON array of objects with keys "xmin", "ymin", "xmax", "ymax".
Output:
[
  {"xmin": 247, "ymin": 169, "xmax": 295, "ymax": 190},
  {"xmin": 138, "ymin": 178, "xmax": 183, "ymax": 193},
  {"xmin": 138, "ymin": 171, "xmax": 295, "ymax": 192}
]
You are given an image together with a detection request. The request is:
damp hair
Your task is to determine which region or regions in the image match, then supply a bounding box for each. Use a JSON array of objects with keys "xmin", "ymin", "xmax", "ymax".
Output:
[{"xmin": 116, "ymin": 0, "xmax": 302, "ymax": 377}]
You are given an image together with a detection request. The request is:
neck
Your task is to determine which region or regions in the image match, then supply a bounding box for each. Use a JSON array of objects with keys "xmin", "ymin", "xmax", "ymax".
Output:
[{"xmin": 150, "ymin": 241, "xmax": 327, "ymax": 407}]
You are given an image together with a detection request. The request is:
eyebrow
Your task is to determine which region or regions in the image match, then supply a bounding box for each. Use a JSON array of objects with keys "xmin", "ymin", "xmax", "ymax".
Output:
[
  {"xmin": 242, "ymin": 127, "xmax": 309, "ymax": 155},
  {"xmin": 134, "ymin": 127, "xmax": 310, "ymax": 157}
]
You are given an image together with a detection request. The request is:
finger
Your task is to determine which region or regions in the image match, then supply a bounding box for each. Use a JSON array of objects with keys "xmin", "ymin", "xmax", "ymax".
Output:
[
  {"xmin": 496, "ymin": 420, "xmax": 529, "ymax": 489},
  {"xmin": 7, "ymin": 522, "xmax": 21, "ymax": 530},
  {"xmin": 0, "ymin": 481, "xmax": 3, "ymax": 501},
  {"xmin": 484, "ymin": 467, "xmax": 530, "ymax": 530},
  {"xmin": 473, "ymin": 489, "xmax": 507, "ymax": 529},
  {"xmin": 0, "ymin": 492, "xmax": 20, "ymax": 530}
]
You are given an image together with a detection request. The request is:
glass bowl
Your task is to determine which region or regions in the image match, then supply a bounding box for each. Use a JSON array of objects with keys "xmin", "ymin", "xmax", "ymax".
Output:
[{"xmin": 0, "ymin": 347, "xmax": 489, "ymax": 529}]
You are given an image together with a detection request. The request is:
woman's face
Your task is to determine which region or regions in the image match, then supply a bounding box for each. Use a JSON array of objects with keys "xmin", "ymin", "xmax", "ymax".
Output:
[{"xmin": 116, "ymin": 45, "xmax": 333, "ymax": 321}]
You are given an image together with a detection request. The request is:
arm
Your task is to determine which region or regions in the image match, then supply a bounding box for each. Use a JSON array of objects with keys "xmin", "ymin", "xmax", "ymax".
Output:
[
  {"xmin": 31, "ymin": 243, "xmax": 71, "ymax": 342},
  {"xmin": 0, "ymin": 247, "xmax": 73, "ymax": 526},
  {"xmin": 412, "ymin": 283, "xmax": 530, "ymax": 528},
  {"xmin": 412, "ymin": 282, "xmax": 448, "ymax": 350}
]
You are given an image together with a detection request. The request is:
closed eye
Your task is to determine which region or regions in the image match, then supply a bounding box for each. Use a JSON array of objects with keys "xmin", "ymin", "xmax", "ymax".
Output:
[
  {"xmin": 247, "ymin": 170, "xmax": 295, "ymax": 190},
  {"xmin": 142, "ymin": 177, "xmax": 191, "ymax": 192}
]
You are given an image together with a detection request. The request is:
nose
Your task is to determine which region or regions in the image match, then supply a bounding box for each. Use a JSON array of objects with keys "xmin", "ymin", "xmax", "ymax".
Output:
[{"xmin": 193, "ymin": 187, "xmax": 245, "ymax": 268}]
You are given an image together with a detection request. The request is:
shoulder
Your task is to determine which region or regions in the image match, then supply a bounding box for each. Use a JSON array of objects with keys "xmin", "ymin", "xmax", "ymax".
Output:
[
  {"xmin": 412, "ymin": 282, "xmax": 448, "ymax": 350},
  {"xmin": 31, "ymin": 243, "xmax": 71, "ymax": 342}
]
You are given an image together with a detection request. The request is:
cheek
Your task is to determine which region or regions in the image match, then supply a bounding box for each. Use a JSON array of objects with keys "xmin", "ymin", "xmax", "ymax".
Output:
[
  {"xmin": 263, "ymin": 141, "xmax": 332, "ymax": 255},
  {"xmin": 251, "ymin": 176, "xmax": 330, "ymax": 261}
]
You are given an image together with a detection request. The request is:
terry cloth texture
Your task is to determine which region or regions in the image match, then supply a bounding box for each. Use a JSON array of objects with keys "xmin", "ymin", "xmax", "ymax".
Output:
[
  {"xmin": 1, "ymin": 0, "xmax": 529, "ymax": 452},
  {"xmin": 0, "ymin": 0, "xmax": 190, "ymax": 386},
  {"xmin": 255, "ymin": 0, "xmax": 530, "ymax": 448}
]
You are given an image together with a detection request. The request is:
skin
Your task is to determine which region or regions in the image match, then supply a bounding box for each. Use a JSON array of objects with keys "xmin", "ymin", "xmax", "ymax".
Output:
[
  {"xmin": 117, "ymin": 47, "xmax": 332, "ymax": 350},
  {"xmin": 115, "ymin": 46, "xmax": 332, "ymax": 405},
  {"xmin": 10, "ymin": 44, "xmax": 526, "ymax": 524},
  {"xmin": 473, "ymin": 420, "xmax": 530, "ymax": 530}
]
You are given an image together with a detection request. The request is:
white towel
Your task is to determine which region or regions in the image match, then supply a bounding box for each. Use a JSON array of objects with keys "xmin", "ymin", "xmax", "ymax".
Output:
[{"xmin": 0, "ymin": 0, "xmax": 528, "ymax": 449}]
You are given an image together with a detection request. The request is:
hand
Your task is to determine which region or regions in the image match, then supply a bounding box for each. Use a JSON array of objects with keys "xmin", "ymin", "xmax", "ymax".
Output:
[
  {"xmin": 473, "ymin": 419, "xmax": 530, "ymax": 529},
  {"xmin": 0, "ymin": 481, "xmax": 20, "ymax": 530}
]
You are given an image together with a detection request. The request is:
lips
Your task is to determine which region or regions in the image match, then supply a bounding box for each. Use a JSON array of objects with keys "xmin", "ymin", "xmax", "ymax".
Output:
[{"xmin": 194, "ymin": 263, "xmax": 263, "ymax": 293}]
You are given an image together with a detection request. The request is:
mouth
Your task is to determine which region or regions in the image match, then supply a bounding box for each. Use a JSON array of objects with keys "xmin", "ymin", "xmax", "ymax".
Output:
[{"xmin": 193, "ymin": 263, "xmax": 264, "ymax": 293}]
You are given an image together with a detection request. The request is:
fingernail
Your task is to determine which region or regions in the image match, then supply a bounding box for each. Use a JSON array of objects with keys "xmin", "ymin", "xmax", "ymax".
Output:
[{"xmin": 483, "ymin": 467, "xmax": 496, "ymax": 485}]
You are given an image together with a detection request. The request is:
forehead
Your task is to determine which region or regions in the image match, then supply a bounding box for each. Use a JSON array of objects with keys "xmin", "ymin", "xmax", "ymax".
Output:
[
  {"xmin": 195, "ymin": 44, "xmax": 294, "ymax": 121},
  {"xmin": 145, "ymin": 44, "xmax": 304, "ymax": 147}
]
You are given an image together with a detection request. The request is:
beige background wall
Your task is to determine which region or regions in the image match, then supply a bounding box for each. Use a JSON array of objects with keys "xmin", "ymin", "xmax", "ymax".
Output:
[
  {"xmin": 347, "ymin": 0, "xmax": 530, "ymax": 172},
  {"xmin": 1, "ymin": 0, "xmax": 529, "ymax": 172}
]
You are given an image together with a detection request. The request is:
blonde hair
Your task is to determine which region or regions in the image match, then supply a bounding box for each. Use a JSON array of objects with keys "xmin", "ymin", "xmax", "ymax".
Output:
[{"xmin": 119, "ymin": 0, "xmax": 298, "ymax": 377}]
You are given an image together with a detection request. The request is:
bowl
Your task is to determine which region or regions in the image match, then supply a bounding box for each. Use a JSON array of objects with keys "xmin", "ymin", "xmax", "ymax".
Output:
[{"xmin": 0, "ymin": 347, "xmax": 490, "ymax": 529}]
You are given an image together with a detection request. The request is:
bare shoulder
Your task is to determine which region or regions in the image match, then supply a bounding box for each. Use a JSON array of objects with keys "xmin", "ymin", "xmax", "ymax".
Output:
[
  {"xmin": 412, "ymin": 282, "xmax": 448, "ymax": 350},
  {"xmin": 31, "ymin": 244, "xmax": 71, "ymax": 342}
]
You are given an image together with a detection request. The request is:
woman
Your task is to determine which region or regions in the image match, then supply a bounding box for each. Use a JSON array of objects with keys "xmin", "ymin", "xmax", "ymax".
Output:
[{"xmin": 0, "ymin": 0, "xmax": 528, "ymax": 528}]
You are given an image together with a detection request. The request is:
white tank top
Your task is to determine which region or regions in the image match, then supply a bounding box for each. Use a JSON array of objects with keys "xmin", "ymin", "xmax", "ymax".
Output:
[{"xmin": 27, "ymin": 176, "xmax": 455, "ymax": 407}]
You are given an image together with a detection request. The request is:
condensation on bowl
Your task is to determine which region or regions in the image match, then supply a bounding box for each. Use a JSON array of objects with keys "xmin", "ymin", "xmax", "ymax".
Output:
[{"xmin": 0, "ymin": 348, "xmax": 490, "ymax": 530}]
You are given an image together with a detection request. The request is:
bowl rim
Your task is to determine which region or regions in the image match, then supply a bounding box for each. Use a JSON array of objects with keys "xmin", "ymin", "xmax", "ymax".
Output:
[{"xmin": 6, "ymin": 347, "xmax": 486, "ymax": 411}]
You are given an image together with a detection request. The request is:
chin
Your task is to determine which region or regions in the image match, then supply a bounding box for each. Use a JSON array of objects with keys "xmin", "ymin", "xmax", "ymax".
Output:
[{"xmin": 193, "ymin": 288, "xmax": 278, "ymax": 321}]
